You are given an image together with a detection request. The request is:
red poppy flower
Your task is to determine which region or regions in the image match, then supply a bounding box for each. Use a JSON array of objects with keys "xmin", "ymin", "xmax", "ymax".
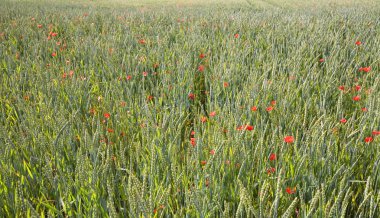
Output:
[
  {"xmin": 361, "ymin": 107, "xmax": 368, "ymax": 112},
  {"xmin": 190, "ymin": 138, "xmax": 196, "ymax": 147},
  {"xmin": 201, "ymin": 160, "xmax": 207, "ymax": 166},
  {"xmin": 355, "ymin": 41, "xmax": 361, "ymax": 46},
  {"xmin": 251, "ymin": 106, "xmax": 257, "ymax": 111},
  {"xmin": 147, "ymin": 95, "xmax": 154, "ymax": 101},
  {"xmin": 210, "ymin": 149, "xmax": 215, "ymax": 155},
  {"xmin": 355, "ymin": 85, "xmax": 361, "ymax": 91},
  {"xmin": 51, "ymin": 52, "xmax": 57, "ymax": 57},
  {"xmin": 191, "ymin": 131, "xmax": 195, "ymax": 136},
  {"xmin": 269, "ymin": 153, "xmax": 276, "ymax": 161},
  {"xmin": 284, "ymin": 136, "xmax": 294, "ymax": 143},
  {"xmin": 352, "ymin": 96, "xmax": 361, "ymax": 101},
  {"xmin": 266, "ymin": 167, "xmax": 276, "ymax": 175},
  {"xmin": 245, "ymin": 125, "xmax": 254, "ymax": 131},
  {"xmin": 138, "ymin": 39, "xmax": 146, "ymax": 44},
  {"xmin": 270, "ymin": 100, "xmax": 276, "ymax": 106},
  {"xmin": 126, "ymin": 75, "xmax": 132, "ymax": 80},
  {"xmin": 37, "ymin": 24, "xmax": 42, "ymax": 28},
  {"xmin": 198, "ymin": 65, "xmax": 205, "ymax": 72},
  {"xmin": 359, "ymin": 67, "xmax": 371, "ymax": 73},
  {"xmin": 286, "ymin": 187, "xmax": 296, "ymax": 194},
  {"xmin": 104, "ymin": 112, "xmax": 110, "ymax": 119},
  {"xmin": 199, "ymin": 53, "xmax": 205, "ymax": 59},
  {"xmin": 319, "ymin": 58, "xmax": 325, "ymax": 63},
  {"xmin": 188, "ymin": 93, "xmax": 195, "ymax": 100},
  {"xmin": 340, "ymin": 118, "xmax": 347, "ymax": 123},
  {"xmin": 234, "ymin": 33, "xmax": 239, "ymax": 38},
  {"xmin": 237, "ymin": 125, "xmax": 254, "ymax": 131},
  {"xmin": 266, "ymin": 106, "xmax": 273, "ymax": 112},
  {"xmin": 201, "ymin": 116, "xmax": 207, "ymax": 123},
  {"xmin": 363, "ymin": 67, "xmax": 371, "ymax": 72},
  {"xmin": 223, "ymin": 82, "xmax": 229, "ymax": 87},
  {"xmin": 107, "ymin": 128, "xmax": 114, "ymax": 133},
  {"xmin": 209, "ymin": 111, "xmax": 216, "ymax": 117},
  {"xmin": 142, "ymin": 71, "xmax": 148, "ymax": 77},
  {"xmin": 365, "ymin": 137, "xmax": 373, "ymax": 143},
  {"xmin": 338, "ymin": 86, "xmax": 345, "ymax": 91},
  {"xmin": 372, "ymin": 131, "xmax": 380, "ymax": 136}
]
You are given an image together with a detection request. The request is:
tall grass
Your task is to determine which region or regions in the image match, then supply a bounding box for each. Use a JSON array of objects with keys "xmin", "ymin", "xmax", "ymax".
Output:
[{"xmin": 0, "ymin": 0, "xmax": 379, "ymax": 217}]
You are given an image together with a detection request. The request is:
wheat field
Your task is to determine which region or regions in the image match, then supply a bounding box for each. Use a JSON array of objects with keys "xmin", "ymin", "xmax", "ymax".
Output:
[{"xmin": 0, "ymin": 0, "xmax": 379, "ymax": 217}]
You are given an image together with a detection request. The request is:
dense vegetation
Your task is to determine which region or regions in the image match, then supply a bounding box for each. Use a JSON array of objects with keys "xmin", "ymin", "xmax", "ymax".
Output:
[{"xmin": 1, "ymin": 0, "xmax": 379, "ymax": 217}]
